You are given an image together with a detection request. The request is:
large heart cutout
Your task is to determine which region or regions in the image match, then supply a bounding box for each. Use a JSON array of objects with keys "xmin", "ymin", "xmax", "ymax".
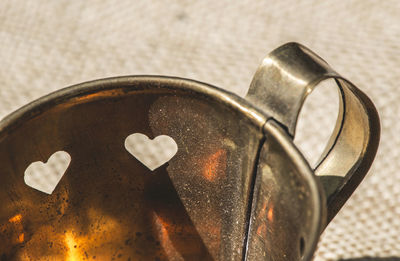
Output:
[
  {"xmin": 24, "ymin": 151, "xmax": 71, "ymax": 194},
  {"xmin": 125, "ymin": 133, "xmax": 178, "ymax": 171}
]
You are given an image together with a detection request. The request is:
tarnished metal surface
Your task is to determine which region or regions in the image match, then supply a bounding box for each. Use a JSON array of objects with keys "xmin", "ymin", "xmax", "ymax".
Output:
[
  {"xmin": 0, "ymin": 78, "xmax": 264, "ymax": 260},
  {"xmin": 247, "ymin": 43, "xmax": 380, "ymax": 223},
  {"xmin": 0, "ymin": 43, "xmax": 380, "ymax": 260},
  {"xmin": 245, "ymin": 120, "xmax": 324, "ymax": 261}
]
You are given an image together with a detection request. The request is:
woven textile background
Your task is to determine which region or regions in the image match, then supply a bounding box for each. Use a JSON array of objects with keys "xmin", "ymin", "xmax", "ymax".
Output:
[{"xmin": 1, "ymin": 1, "xmax": 399, "ymax": 260}]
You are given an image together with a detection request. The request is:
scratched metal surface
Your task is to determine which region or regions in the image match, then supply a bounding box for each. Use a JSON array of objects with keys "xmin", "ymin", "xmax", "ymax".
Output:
[{"xmin": 0, "ymin": 1, "xmax": 399, "ymax": 260}]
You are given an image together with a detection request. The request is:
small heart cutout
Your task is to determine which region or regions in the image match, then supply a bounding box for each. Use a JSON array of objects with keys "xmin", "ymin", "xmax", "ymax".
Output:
[
  {"xmin": 125, "ymin": 133, "xmax": 178, "ymax": 171},
  {"xmin": 24, "ymin": 151, "xmax": 71, "ymax": 194}
]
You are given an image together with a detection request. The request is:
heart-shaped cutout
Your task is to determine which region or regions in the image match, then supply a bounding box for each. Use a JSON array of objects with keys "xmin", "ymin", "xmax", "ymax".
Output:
[
  {"xmin": 24, "ymin": 151, "xmax": 71, "ymax": 194},
  {"xmin": 125, "ymin": 133, "xmax": 178, "ymax": 171}
]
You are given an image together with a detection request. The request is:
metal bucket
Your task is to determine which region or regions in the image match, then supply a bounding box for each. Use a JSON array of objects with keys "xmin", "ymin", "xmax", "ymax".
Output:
[{"xmin": 0, "ymin": 43, "xmax": 380, "ymax": 260}]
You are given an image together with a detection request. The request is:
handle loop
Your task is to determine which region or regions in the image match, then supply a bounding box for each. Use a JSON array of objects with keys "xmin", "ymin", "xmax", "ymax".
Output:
[{"xmin": 246, "ymin": 42, "xmax": 380, "ymax": 222}]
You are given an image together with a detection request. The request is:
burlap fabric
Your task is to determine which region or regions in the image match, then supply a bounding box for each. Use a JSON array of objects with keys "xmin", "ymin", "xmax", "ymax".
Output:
[{"xmin": 1, "ymin": 1, "xmax": 399, "ymax": 260}]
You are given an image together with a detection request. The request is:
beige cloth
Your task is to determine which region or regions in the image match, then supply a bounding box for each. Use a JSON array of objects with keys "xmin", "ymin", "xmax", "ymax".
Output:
[{"xmin": 1, "ymin": 1, "xmax": 399, "ymax": 260}]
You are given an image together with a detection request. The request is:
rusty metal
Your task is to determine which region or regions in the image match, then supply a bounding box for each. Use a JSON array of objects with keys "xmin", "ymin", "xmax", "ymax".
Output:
[{"xmin": 0, "ymin": 43, "xmax": 380, "ymax": 260}]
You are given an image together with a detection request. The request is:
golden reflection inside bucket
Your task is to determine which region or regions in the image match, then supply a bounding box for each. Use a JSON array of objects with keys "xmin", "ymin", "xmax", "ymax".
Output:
[
  {"xmin": 256, "ymin": 201, "xmax": 274, "ymax": 237},
  {"xmin": 8, "ymin": 213, "xmax": 25, "ymax": 244},
  {"xmin": 65, "ymin": 232, "xmax": 81, "ymax": 261},
  {"xmin": 203, "ymin": 149, "xmax": 227, "ymax": 181},
  {"xmin": 154, "ymin": 213, "xmax": 184, "ymax": 260},
  {"xmin": 9, "ymin": 214, "xmax": 22, "ymax": 223},
  {"xmin": 267, "ymin": 202, "xmax": 274, "ymax": 223},
  {"xmin": 61, "ymin": 208, "xmax": 122, "ymax": 260}
]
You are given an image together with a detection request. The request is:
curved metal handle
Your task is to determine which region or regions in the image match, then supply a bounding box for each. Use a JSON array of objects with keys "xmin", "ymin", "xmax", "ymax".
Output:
[{"xmin": 246, "ymin": 42, "xmax": 380, "ymax": 222}]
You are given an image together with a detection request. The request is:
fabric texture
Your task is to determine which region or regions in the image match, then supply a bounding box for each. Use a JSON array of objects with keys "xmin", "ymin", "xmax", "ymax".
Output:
[{"xmin": 0, "ymin": 1, "xmax": 399, "ymax": 260}]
